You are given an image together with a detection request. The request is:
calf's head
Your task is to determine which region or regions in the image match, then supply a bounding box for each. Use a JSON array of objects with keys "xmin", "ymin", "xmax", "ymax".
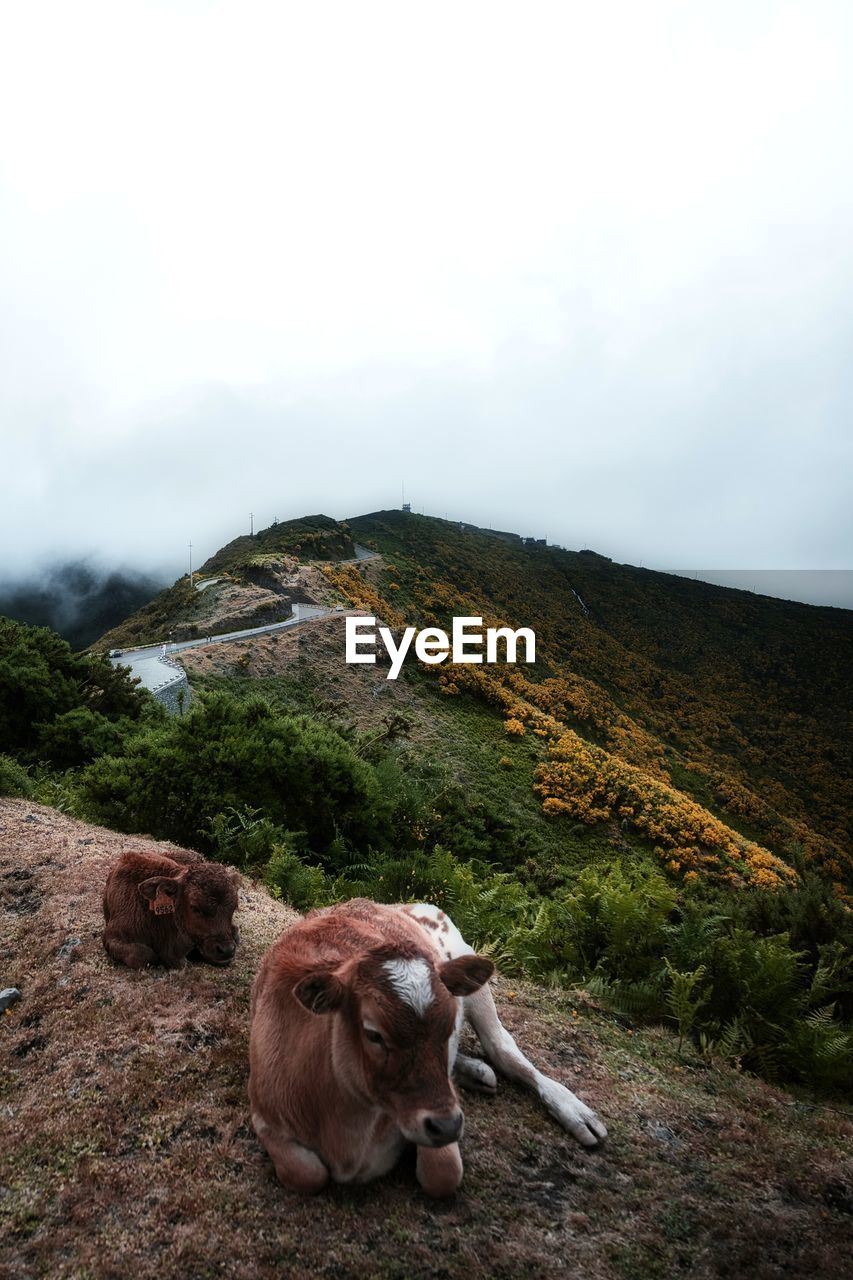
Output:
[
  {"xmin": 139, "ymin": 863, "xmax": 240, "ymax": 964},
  {"xmin": 294, "ymin": 944, "xmax": 494, "ymax": 1146}
]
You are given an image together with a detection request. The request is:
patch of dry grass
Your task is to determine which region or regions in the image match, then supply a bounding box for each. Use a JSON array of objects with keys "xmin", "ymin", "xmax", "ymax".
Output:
[
  {"xmin": 1, "ymin": 800, "xmax": 851, "ymax": 1279},
  {"xmin": 178, "ymin": 612, "xmax": 443, "ymax": 743}
]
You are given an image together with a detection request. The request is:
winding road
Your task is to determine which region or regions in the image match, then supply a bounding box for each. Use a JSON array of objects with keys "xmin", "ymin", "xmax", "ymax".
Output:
[
  {"xmin": 109, "ymin": 609, "xmax": 333, "ymax": 693},
  {"xmin": 109, "ymin": 544, "xmax": 379, "ymax": 695}
]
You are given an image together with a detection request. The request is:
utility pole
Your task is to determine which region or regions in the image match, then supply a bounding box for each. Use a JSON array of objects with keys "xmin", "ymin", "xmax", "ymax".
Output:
[{"xmin": 188, "ymin": 541, "xmax": 193, "ymax": 588}]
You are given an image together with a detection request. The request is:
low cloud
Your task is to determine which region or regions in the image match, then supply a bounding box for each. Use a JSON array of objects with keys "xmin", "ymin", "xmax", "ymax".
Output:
[
  {"xmin": 0, "ymin": 2, "xmax": 850, "ymax": 597},
  {"xmin": 0, "ymin": 560, "xmax": 166, "ymax": 649}
]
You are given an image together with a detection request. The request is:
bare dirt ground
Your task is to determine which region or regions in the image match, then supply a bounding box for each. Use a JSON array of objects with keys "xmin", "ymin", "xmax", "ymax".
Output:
[
  {"xmin": 2, "ymin": 799, "xmax": 851, "ymax": 1280},
  {"xmin": 179, "ymin": 612, "xmax": 443, "ymax": 740}
]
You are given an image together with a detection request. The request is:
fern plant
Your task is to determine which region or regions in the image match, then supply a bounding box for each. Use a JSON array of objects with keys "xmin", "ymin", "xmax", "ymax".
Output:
[
  {"xmin": 664, "ymin": 958, "xmax": 708, "ymax": 1054},
  {"xmin": 264, "ymin": 839, "xmax": 329, "ymax": 911},
  {"xmin": 785, "ymin": 1003, "xmax": 853, "ymax": 1090},
  {"xmin": 584, "ymin": 974, "xmax": 666, "ymax": 1019},
  {"xmin": 203, "ymin": 804, "xmax": 282, "ymax": 868},
  {"xmin": 699, "ymin": 1017, "xmax": 754, "ymax": 1070}
]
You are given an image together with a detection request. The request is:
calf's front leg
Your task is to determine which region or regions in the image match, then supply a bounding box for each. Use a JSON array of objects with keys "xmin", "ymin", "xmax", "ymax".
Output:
[
  {"xmin": 416, "ymin": 1142, "xmax": 463, "ymax": 1197},
  {"xmin": 252, "ymin": 1113, "xmax": 329, "ymax": 1194},
  {"xmin": 103, "ymin": 931, "xmax": 158, "ymax": 969},
  {"xmin": 454, "ymin": 1052, "xmax": 497, "ymax": 1094}
]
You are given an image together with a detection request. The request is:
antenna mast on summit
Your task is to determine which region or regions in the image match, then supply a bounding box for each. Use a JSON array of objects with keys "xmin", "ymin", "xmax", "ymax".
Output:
[
  {"xmin": 250, "ymin": 512, "xmax": 254, "ymax": 536},
  {"xmin": 188, "ymin": 541, "xmax": 193, "ymax": 588}
]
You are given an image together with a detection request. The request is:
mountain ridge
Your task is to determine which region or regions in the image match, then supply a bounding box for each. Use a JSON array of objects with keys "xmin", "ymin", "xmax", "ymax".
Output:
[{"xmin": 89, "ymin": 508, "xmax": 852, "ymax": 898}]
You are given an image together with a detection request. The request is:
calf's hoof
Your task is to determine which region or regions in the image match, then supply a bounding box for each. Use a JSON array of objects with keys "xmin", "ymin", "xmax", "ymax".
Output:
[{"xmin": 416, "ymin": 1142, "xmax": 463, "ymax": 1198}]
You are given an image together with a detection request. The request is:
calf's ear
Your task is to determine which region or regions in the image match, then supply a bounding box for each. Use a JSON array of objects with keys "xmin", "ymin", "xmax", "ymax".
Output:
[
  {"xmin": 139, "ymin": 875, "xmax": 183, "ymax": 915},
  {"xmin": 293, "ymin": 971, "xmax": 346, "ymax": 1015},
  {"xmin": 439, "ymin": 955, "xmax": 495, "ymax": 996}
]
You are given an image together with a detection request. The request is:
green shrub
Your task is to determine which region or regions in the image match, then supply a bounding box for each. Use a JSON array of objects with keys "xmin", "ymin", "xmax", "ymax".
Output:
[
  {"xmin": 702, "ymin": 928, "xmax": 805, "ymax": 1030},
  {"xmin": 507, "ymin": 863, "xmax": 676, "ymax": 981},
  {"xmin": 264, "ymin": 838, "xmax": 329, "ymax": 911},
  {"xmin": 36, "ymin": 707, "xmax": 126, "ymax": 768},
  {"xmin": 784, "ymin": 1005, "xmax": 853, "ymax": 1091},
  {"xmin": 720, "ymin": 871, "xmax": 853, "ymax": 1014},
  {"xmin": 29, "ymin": 769, "xmax": 81, "ymax": 814},
  {"xmin": 204, "ymin": 804, "xmax": 288, "ymax": 869},
  {"xmin": 0, "ymin": 617, "xmax": 148, "ymax": 765},
  {"xmin": 0, "ymin": 754, "xmax": 33, "ymax": 797},
  {"xmin": 78, "ymin": 692, "xmax": 385, "ymax": 859}
]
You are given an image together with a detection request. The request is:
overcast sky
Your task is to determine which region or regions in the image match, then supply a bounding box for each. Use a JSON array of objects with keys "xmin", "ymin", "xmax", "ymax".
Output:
[{"xmin": 1, "ymin": 1, "xmax": 851, "ymax": 603}]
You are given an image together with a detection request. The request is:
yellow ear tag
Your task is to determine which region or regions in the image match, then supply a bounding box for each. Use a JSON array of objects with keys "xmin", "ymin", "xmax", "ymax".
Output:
[{"xmin": 149, "ymin": 888, "xmax": 176, "ymax": 916}]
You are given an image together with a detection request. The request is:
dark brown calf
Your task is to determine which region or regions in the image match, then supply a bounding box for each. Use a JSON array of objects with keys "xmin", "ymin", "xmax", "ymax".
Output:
[{"xmin": 102, "ymin": 849, "xmax": 240, "ymax": 970}]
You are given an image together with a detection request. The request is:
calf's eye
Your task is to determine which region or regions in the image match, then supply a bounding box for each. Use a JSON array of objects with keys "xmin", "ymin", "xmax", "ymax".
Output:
[{"xmin": 364, "ymin": 1027, "xmax": 385, "ymax": 1048}]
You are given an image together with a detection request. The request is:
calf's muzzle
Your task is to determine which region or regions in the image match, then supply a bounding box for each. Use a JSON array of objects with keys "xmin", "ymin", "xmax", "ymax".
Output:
[{"xmin": 421, "ymin": 1108, "xmax": 464, "ymax": 1147}]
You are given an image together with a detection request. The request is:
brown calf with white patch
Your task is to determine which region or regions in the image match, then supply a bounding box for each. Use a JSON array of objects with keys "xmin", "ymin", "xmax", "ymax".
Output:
[
  {"xmin": 102, "ymin": 849, "xmax": 240, "ymax": 970},
  {"xmin": 249, "ymin": 898, "xmax": 606, "ymax": 1198}
]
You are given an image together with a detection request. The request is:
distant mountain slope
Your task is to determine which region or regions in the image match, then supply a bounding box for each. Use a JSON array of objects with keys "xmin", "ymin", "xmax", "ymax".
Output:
[
  {"xmin": 92, "ymin": 508, "xmax": 852, "ymax": 895},
  {"xmin": 93, "ymin": 516, "xmax": 350, "ymax": 651},
  {"xmin": 340, "ymin": 511, "xmax": 853, "ymax": 892},
  {"xmin": 0, "ymin": 561, "xmax": 164, "ymax": 649}
]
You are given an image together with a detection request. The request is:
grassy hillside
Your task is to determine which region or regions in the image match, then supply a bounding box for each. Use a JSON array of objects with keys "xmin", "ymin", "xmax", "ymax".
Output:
[
  {"xmin": 181, "ymin": 616, "xmax": 622, "ymax": 883},
  {"xmin": 199, "ymin": 513, "xmax": 356, "ymax": 576},
  {"xmin": 97, "ymin": 506, "xmax": 852, "ymax": 897},
  {"xmin": 15, "ymin": 507, "xmax": 845, "ymax": 1091},
  {"xmin": 336, "ymin": 510, "xmax": 852, "ymax": 896},
  {"xmin": 90, "ymin": 504, "xmax": 852, "ymax": 877},
  {"xmin": 3, "ymin": 800, "xmax": 851, "ymax": 1280}
]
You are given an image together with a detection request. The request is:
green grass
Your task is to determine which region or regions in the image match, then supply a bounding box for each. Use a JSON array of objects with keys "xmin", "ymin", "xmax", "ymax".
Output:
[
  {"xmin": 411, "ymin": 675, "xmax": 630, "ymax": 874},
  {"xmin": 200, "ymin": 514, "xmax": 355, "ymax": 576},
  {"xmin": 186, "ymin": 656, "xmax": 648, "ymax": 889}
]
